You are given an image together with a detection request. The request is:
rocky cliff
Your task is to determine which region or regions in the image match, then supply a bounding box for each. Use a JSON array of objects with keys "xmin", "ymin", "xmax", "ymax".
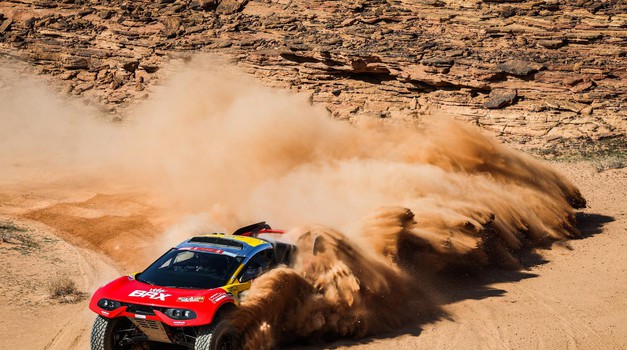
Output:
[{"xmin": 1, "ymin": 0, "xmax": 625, "ymax": 151}]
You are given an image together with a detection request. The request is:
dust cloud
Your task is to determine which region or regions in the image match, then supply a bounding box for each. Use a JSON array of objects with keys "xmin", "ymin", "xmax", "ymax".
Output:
[
  {"xmin": 0, "ymin": 65, "xmax": 120, "ymax": 184},
  {"xmin": 0, "ymin": 55, "xmax": 585, "ymax": 348}
]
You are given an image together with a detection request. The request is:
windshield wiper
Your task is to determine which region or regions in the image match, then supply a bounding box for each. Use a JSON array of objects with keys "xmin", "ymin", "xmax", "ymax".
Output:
[
  {"xmin": 140, "ymin": 279, "xmax": 156, "ymax": 286},
  {"xmin": 164, "ymin": 285, "xmax": 200, "ymax": 289}
]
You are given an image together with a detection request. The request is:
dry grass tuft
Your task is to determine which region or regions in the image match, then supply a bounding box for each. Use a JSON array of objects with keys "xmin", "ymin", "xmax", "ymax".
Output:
[
  {"xmin": 0, "ymin": 221, "xmax": 39, "ymax": 254},
  {"xmin": 47, "ymin": 274, "xmax": 87, "ymax": 304},
  {"xmin": 1, "ymin": 221, "xmax": 26, "ymax": 243}
]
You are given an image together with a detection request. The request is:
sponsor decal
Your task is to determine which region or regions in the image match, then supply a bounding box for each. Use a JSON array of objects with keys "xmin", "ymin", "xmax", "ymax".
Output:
[
  {"xmin": 179, "ymin": 247, "xmax": 237, "ymax": 257},
  {"xmin": 173, "ymin": 321, "xmax": 186, "ymax": 325},
  {"xmin": 177, "ymin": 296, "xmax": 204, "ymax": 303},
  {"xmin": 180, "ymin": 247, "xmax": 224, "ymax": 254},
  {"xmin": 208, "ymin": 292, "xmax": 228, "ymax": 304},
  {"xmin": 101, "ymin": 311, "xmax": 109, "ymax": 316},
  {"xmin": 134, "ymin": 314, "xmax": 146, "ymax": 319},
  {"xmin": 128, "ymin": 288, "xmax": 171, "ymax": 301}
]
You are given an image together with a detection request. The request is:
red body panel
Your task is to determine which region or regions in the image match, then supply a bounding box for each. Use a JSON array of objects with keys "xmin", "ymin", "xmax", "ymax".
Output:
[
  {"xmin": 241, "ymin": 228, "xmax": 285, "ymax": 236},
  {"xmin": 89, "ymin": 276, "xmax": 234, "ymax": 327}
]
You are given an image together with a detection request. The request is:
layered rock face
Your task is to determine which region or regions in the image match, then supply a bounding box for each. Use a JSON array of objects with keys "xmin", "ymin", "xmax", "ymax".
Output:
[{"xmin": 0, "ymin": 0, "xmax": 625, "ymax": 147}]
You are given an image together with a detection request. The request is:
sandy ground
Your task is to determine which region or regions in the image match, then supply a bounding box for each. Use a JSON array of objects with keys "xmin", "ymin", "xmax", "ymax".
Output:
[
  {"xmin": 0, "ymin": 161, "xmax": 624, "ymax": 350},
  {"xmin": 0, "ymin": 216, "xmax": 119, "ymax": 350}
]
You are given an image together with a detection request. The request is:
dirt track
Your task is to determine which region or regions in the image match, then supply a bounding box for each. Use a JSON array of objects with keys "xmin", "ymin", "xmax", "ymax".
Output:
[{"xmin": 0, "ymin": 161, "xmax": 624, "ymax": 350}]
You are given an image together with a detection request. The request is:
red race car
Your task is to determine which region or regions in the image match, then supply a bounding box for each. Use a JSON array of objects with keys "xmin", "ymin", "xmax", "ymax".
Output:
[{"xmin": 89, "ymin": 222, "xmax": 294, "ymax": 350}]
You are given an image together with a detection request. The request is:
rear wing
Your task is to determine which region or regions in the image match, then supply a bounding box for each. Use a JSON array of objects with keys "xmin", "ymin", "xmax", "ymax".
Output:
[{"xmin": 232, "ymin": 221, "xmax": 285, "ymax": 237}]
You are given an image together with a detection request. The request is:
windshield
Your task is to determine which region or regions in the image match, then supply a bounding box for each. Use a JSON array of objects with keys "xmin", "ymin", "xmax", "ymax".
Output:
[{"xmin": 137, "ymin": 249, "xmax": 242, "ymax": 289}]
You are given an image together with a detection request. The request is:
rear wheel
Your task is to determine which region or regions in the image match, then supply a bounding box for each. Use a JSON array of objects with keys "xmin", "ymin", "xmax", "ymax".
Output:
[
  {"xmin": 194, "ymin": 318, "xmax": 240, "ymax": 350},
  {"xmin": 91, "ymin": 316, "xmax": 138, "ymax": 350}
]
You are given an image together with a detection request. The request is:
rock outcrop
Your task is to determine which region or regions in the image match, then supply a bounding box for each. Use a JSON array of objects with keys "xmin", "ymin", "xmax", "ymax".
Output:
[{"xmin": 0, "ymin": 0, "xmax": 625, "ymax": 148}]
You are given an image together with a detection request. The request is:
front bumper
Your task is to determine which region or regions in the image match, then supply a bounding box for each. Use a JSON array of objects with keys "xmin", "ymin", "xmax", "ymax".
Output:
[{"xmin": 93, "ymin": 302, "xmax": 200, "ymax": 327}]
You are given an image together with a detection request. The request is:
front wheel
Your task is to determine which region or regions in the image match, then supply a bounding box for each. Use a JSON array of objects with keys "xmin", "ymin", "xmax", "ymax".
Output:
[
  {"xmin": 195, "ymin": 318, "xmax": 240, "ymax": 350},
  {"xmin": 91, "ymin": 316, "xmax": 136, "ymax": 350}
]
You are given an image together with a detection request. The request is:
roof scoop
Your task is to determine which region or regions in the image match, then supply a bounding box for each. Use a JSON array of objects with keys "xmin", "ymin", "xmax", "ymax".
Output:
[{"xmin": 232, "ymin": 222, "xmax": 272, "ymax": 237}]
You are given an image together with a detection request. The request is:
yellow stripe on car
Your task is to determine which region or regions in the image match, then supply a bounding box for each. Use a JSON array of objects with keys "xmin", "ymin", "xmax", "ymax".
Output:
[{"xmin": 199, "ymin": 234, "xmax": 267, "ymax": 247}]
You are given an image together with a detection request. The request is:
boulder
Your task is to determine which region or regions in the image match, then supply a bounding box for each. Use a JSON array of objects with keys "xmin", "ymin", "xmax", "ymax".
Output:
[
  {"xmin": 216, "ymin": 0, "xmax": 249, "ymax": 15},
  {"xmin": 484, "ymin": 89, "xmax": 518, "ymax": 109},
  {"xmin": 497, "ymin": 60, "xmax": 544, "ymax": 76}
]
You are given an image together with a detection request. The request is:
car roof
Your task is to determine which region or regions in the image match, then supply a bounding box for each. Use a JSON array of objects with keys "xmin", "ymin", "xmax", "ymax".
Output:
[{"xmin": 175, "ymin": 233, "xmax": 272, "ymax": 258}]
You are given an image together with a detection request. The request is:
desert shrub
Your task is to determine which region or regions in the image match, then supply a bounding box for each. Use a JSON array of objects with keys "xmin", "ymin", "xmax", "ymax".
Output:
[
  {"xmin": 1, "ymin": 221, "xmax": 26, "ymax": 243},
  {"xmin": 47, "ymin": 274, "xmax": 86, "ymax": 304},
  {"xmin": 530, "ymin": 135, "xmax": 626, "ymax": 168},
  {"xmin": 0, "ymin": 221, "xmax": 39, "ymax": 253},
  {"xmin": 594, "ymin": 156, "xmax": 625, "ymax": 172}
]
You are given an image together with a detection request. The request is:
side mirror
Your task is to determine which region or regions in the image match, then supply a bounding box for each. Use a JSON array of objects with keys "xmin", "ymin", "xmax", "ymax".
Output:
[{"xmin": 239, "ymin": 266, "xmax": 260, "ymax": 283}]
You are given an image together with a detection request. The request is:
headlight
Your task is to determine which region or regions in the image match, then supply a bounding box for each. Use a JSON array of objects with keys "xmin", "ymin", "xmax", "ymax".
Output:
[
  {"xmin": 97, "ymin": 299, "xmax": 122, "ymax": 311},
  {"xmin": 165, "ymin": 308, "xmax": 197, "ymax": 320}
]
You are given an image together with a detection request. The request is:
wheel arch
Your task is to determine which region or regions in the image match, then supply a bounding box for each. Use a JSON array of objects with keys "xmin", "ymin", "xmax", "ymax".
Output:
[{"xmin": 212, "ymin": 302, "xmax": 237, "ymax": 323}]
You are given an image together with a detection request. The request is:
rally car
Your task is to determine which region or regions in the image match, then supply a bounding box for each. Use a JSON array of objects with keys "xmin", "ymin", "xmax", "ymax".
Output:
[{"xmin": 89, "ymin": 222, "xmax": 295, "ymax": 350}]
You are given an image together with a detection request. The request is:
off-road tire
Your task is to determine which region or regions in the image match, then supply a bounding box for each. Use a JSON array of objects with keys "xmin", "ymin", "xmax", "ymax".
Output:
[
  {"xmin": 195, "ymin": 318, "xmax": 240, "ymax": 350},
  {"xmin": 91, "ymin": 316, "xmax": 131, "ymax": 350}
]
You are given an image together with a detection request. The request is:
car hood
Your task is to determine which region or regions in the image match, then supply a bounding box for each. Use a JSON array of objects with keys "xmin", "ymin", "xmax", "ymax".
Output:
[{"xmin": 91, "ymin": 276, "xmax": 229, "ymax": 307}]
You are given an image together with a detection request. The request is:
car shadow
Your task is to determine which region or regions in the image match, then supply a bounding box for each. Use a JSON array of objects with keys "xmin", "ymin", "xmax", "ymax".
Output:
[{"xmin": 284, "ymin": 324, "xmax": 426, "ymax": 350}]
